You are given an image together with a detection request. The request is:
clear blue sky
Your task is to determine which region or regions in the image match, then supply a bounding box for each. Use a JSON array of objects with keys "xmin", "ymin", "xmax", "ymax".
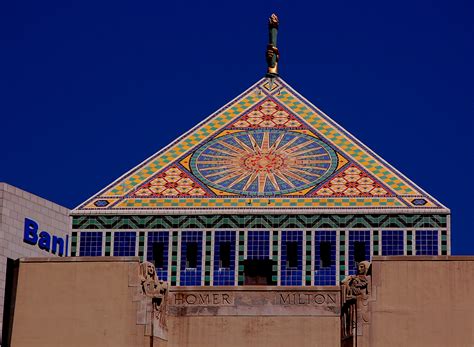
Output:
[{"xmin": 1, "ymin": 1, "xmax": 472, "ymax": 254}]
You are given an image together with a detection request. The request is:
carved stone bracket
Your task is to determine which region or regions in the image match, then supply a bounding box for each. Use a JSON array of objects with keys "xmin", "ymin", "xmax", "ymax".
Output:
[
  {"xmin": 129, "ymin": 261, "xmax": 169, "ymax": 342},
  {"xmin": 341, "ymin": 261, "xmax": 375, "ymax": 345}
]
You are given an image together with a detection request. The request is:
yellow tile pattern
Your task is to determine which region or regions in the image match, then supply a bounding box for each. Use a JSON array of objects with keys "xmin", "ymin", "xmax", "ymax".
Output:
[
  {"xmin": 103, "ymin": 92, "xmax": 264, "ymax": 196},
  {"xmin": 115, "ymin": 197, "xmax": 405, "ymax": 209},
  {"xmin": 275, "ymin": 89, "xmax": 416, "ymax": 194}
]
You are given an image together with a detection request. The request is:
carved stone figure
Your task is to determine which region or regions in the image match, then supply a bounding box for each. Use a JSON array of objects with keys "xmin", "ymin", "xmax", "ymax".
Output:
[
  {"xmin": 266, "ymin": 13, "xmax": 280, "ymax": 76},
  {"xmin": 140, "ymin": 262, "xmax": 167, "ymax": 297},
  {"xmin": 139, "ymin": 261, "xmax": 168, "ymax": 327},
  {"xmin": 341, "ymin": 261, "xmax": 371, "ymax": 299}
]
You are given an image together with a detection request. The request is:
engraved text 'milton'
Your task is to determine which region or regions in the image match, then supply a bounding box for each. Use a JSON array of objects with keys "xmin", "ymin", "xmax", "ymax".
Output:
[{"xmin": 277, "ymin": 292, "xmax": 337, "ymax": 305}]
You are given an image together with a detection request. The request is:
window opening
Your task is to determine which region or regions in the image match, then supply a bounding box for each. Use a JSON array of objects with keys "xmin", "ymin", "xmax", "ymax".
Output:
[
  {"xmin": 219, "ymin": 242, "xmax": 231, "ymax": 269},
  {"xmin": 354, "ymin": 241, "xmax": 366, "ymax": 263},
  {"xmin": 186, "ymin": 242, "xmax": 198, "ymax": 269},
  {"xmin": 152, "ymin": 243, "xmax": 164, "ymax": 268},
  {"xmin": 320, "ymin": 241, "xmax": 332, "ymax": 268},
  {"xmin": 286, "ymin": 241, "xmax": 298, "ymax": 268}
]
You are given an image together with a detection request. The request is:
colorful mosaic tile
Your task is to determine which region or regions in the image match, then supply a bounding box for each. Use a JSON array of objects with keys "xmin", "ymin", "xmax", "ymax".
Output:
[
  {"xmin": 132, "ymin": 165, "xmax": 209, "ymax": 197},
  {"xmin": 74, "ymin": 77, "xmax": 446, "ymax": 212},
  {"xmin": 313, "ymin": 164, "xmax": 393, "ymax": 197},
  {"xmin": 229, "ymin": 99, "xmax": 304, "ymax": 129}
]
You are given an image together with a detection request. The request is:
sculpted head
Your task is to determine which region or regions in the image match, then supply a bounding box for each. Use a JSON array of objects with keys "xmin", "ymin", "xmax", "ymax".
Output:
[
  {"xmin": 357, "ymin": 261, "xmax": 370, "ymax": 275},
  {"xmin": 147, "ymin": 262, "xmax": 156, "ymax": 277},
  {"xmin": 140, "ymin": 261, "xmax": 158, "ymax": 282}
]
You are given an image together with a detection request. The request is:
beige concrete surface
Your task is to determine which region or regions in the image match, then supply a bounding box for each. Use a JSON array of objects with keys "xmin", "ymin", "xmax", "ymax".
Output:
[
  {"xmin": 9, "ymin": 256, "xmax": 474, "ymax": 347},
  {"xmin": 10, "ymin": 257, "xmax": 145, "ymax": 347},
  {"xmin": 168, "ymin": 316, "xmax": 339, "ymax": 347},
  {"xmin": 9, "ymin": 257, "xmax": 341, "ymax": 347},
  {"xmin": 364, "ymin": 256, "xmax": 474, "ymax": 347}
]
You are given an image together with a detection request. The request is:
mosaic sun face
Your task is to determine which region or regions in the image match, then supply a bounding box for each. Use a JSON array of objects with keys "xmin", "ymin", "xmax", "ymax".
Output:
[{"xmin": 190, "ymin": 129, "xmax": 338, "ymax": 196}]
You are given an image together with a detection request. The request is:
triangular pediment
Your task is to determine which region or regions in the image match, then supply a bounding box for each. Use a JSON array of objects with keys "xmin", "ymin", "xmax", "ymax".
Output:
[{"xmin": 73, "ymin": 77, "xmax": 448, "ymax": 213}]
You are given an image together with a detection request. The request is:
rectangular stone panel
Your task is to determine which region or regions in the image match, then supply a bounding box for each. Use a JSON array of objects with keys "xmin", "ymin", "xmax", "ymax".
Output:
[{"xmin": 168, "ymin": 286, "xmax": 340, "ymax": 317}]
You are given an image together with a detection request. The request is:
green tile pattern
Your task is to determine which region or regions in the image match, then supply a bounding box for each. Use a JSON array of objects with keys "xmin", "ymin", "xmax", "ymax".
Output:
[
  {"xmin": 205, "ymin": 231, "xmax": 212, "ymax": 286},
  {"xmin": 105, "ymin": 232, "xmax": 111, "ymax": 256},
  {"xmin": 305, "ymin": 230, "xmax": 312, "ymax": 285},
  {"xmin": 407, "ymin": 231, "xmax": 413, "ymax": 255},
  {"xmin": 72, "ymin": 214, "xmax": 448, "ymax": 230},
  {"xmin": 71, "ymin": 232, "xmax": 78, "ymax": 256},
  {"xmin": 171, "ymin": 232, "xmax": 178, "ymax": 286},
  {"xmin": 339, "ymin": 231, "xmax": 346, "ymax": 282},
  {"xmin": 272, "ymin": 230, "xmax": 278, "ymax": 285},
  {"xmin": 138, "ymin": 231, "xmax": 145, "ymax": 261},
  {"xmin": 373, "ymin": 230, "xmax": 379, "ymax": 256},
  {"xmin": 238, "ymin": 231, "xmax": 245, "ymax": 285}
]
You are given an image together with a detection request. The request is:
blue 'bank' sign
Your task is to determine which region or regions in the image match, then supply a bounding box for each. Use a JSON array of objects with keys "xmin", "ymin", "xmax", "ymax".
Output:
[{"xmin": 23, "ymin": 218, "xmax": 69, "ymax": 256}]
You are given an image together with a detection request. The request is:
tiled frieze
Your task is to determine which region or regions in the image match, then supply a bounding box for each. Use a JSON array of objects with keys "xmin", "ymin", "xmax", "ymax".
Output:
[{"xmin": 72, "ymin": 214, "xmax": 448, "ymax": 230}]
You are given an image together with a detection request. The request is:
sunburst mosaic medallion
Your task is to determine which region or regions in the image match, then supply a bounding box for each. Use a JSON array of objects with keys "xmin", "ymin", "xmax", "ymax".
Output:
[{"xmin": 190, "ymin": 129, "xmax": 338, "ymax": 196}]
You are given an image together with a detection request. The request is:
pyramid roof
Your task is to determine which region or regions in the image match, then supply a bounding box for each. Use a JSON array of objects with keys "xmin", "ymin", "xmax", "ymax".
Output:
[{"xmin": 72, "ymin": 77, "xmax": 448, "ymax": 215}]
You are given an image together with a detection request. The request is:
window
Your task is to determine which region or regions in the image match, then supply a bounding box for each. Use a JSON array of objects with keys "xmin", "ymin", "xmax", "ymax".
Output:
[
  {"xmin": 286, "ymin": 241, "xmax": 298, "ymax": 268},
  {"xmin": 152, "ymin": 243, "xmax": 164, "ymax": 268},
  {"xmin": 219, "ymin": 242, "xmax": 231, "ymax": 269},
  {"xmin": 186, "ymin": 242, "xmax": 198, "ymax": 269},
  {"xmin": 354, "ymin": 241, "xmax": 366, "ymax": 263},
  {"xmin": 319, "ymin": 241, "xmax": 332, "ymax": 268}
]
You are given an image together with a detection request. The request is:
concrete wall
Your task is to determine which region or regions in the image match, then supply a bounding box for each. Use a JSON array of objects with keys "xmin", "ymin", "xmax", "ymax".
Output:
[
  {"xmin": 0, "ymin": 183, "xmax": 70, "ymax": 345},
  {"xmin": 10, "ymin": 257, "xmax": 147, "ymax": 347},
  {"xmin": 9, "ymin": 257, "xmax": 341, "ymax": 347},
  {"xmin": 364, "ymin": 256, "xmax": 474, "ymax": 347},
  {"xmin": 167, "ymin": 316, "xmax": 339, "ymax": 347},
  {"xmin": 167, "ymin": 286, "xmax": 340, "ymax": 347},
  {"xmin": 9, "ymin": 256, "xmax": 474, "ymax": 347}
]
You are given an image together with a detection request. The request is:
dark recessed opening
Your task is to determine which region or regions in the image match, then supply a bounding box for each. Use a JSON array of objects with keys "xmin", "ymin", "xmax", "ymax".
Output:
[
  {"xmin": 286, "ymin": 241, "xmax": 298, "ymax": 268},
  {"xmin": 219, "ymin": 242, "xmax": 231, "ymax": 269},
  {"xmin": 186, "ymin": 242, "xmax": 198, "ymax": 269},
  {"xmin": 320, "ymin": 241, "xmax": 332, "ymax": 268},
  {"xmin": 354, "ymin": 241, "xmax": 366, "ymax": 263},
  {"xmin": 152, "ymin": 243, "xmax": 164, "ymax": 268},
  {"xmin": 243, "ymin": 259, "xmax": 275, "ymax": 285}
]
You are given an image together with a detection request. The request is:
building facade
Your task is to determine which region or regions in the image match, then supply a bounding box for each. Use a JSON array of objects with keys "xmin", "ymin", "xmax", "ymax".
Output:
[
  {"xmin": 0, "ymin": 183, "xmax": 70, "ymax": 345},
  {"xmin": 70, "ymin": 77, "xmax": 450, "ymax": 287}
]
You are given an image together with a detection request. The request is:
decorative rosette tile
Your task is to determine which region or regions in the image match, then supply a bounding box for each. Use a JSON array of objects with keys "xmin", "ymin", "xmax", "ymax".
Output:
[
  {"xmin": 313, "ymin": 164, "xmax": 393, "ymax": 197},
  {"xmin": 229, "ymin": 99, "xmax": 303, "ymax": 129},
  {"xmin": 190, "ymin": 129, "xmax": 338, "ymax": 196},
  {"xmin": 131, "ymin": 166, "xmax": 209, "ymax": 197}
]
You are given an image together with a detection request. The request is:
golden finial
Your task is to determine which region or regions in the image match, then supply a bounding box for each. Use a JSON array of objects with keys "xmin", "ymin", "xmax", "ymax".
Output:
[{"xmin": 266, "ymin": 13, "xmax": 279, "ymax": 76}]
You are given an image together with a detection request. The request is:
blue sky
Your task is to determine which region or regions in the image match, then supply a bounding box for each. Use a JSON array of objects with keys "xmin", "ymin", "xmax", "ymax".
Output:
[{"xmin": 1, "ymin": 1, "xmax": 472, "ymax": 254}]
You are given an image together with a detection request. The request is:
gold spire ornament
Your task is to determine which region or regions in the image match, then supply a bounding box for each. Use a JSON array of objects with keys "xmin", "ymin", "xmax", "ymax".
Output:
[{"xmin": 266, "ymin": 13, "xmax": 279, "ymax": 76}]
